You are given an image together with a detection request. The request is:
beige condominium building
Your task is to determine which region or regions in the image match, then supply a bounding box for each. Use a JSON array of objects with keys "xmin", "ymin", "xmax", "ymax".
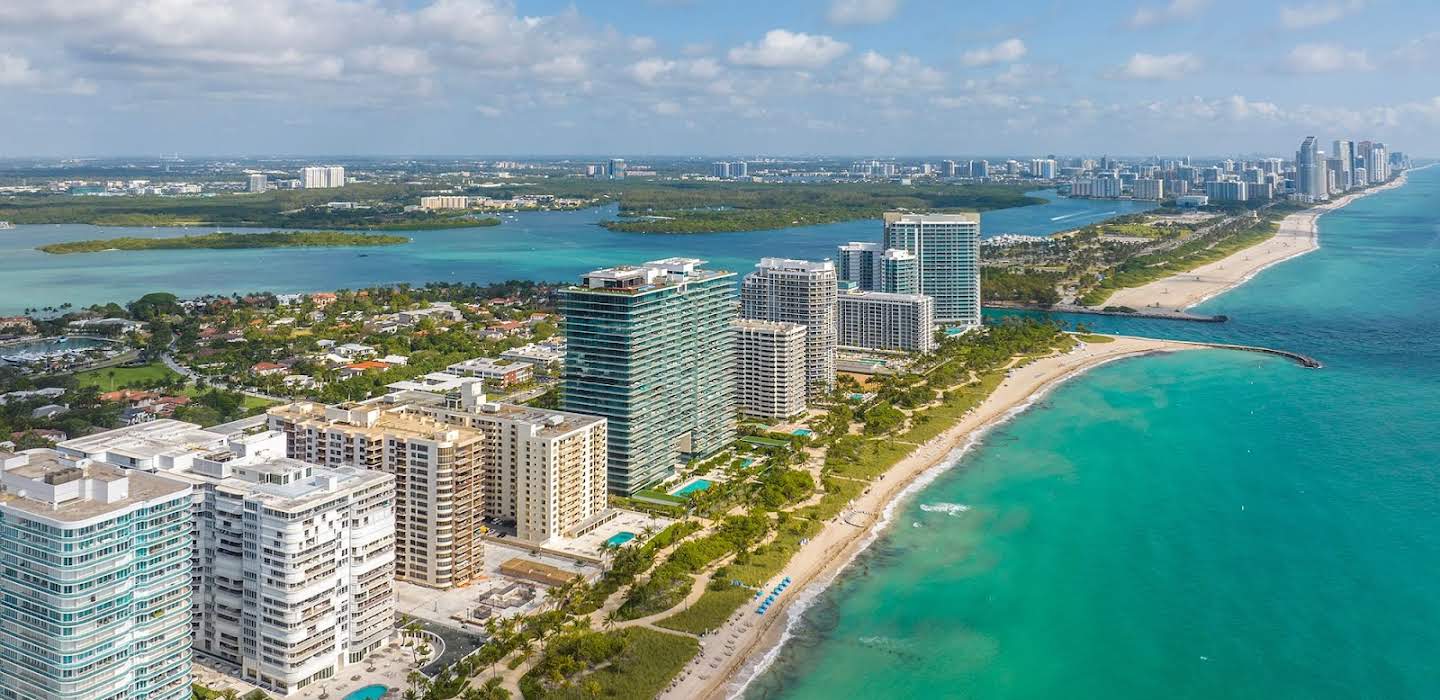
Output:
[
  {"xmin": 55, "ymin": 422, "xmax": 396, "ymax": 697},
  {"xmin": 740, "ymin": 257, "xmax": 838, "ymax": 400},
  {"xmin": 267, "ymin": 381, "xmax": 607, "ymax": 589},
  {"xmin": 837, "ymin": 290, "xmax": 938, "ymax": 353},
  {"xmin": 732, "ymin": 318, "xmax": 808, "ymax": 420}
]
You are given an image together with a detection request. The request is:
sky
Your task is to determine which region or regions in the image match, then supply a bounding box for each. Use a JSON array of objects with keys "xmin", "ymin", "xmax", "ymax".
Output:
[{"xmin": 2, "ymin": 0, "xmax": 1438, "ymax": 157}]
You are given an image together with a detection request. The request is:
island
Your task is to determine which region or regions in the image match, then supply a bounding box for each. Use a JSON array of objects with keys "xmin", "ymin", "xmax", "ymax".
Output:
[
  {"xmin": 598, "ymin": 182, "xmax": 1042, "ymax": 233},
  {"xmin": 38, "ymin": 230, "xmax": 411, "ymax": 254}
]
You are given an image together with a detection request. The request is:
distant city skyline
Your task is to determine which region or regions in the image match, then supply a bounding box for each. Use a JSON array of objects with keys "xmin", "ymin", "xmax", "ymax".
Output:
[{"xmin": 3, "ymin": 1, "xmax": 1440, "ymax": 156}]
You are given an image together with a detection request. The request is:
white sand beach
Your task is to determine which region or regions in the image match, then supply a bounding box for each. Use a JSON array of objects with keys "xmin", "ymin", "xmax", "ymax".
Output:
[
  {"xmin": 1104, "ymin": 174, "xmax": 1410, "ymax": 311},
  {"xmin": 662, "ymin": 335, "xmax": 1195, "ymax": 700}
]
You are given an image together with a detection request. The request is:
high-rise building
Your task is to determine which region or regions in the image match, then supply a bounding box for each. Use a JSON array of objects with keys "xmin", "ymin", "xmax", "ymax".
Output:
[
  {"xmin": 711, "ymin": 161, "xmax": 731, "ymax": 178},
  {"xmin": 561, "ymin": 258, "xmax": 736, "ymax": 494},
  {"xmin": 740, "ymin": 258, "xmax": 838, "ymax": 399},
  {"xmin": 879, "ymin": 248, "xmax": 919, "ymax": 294},
  {"xmin": 1332, "ymin": 140, "xmax": 1355, "ymax": 190},
  {"xmin": 836, "ymin": 241, "xmax": 883, "ymax": 290},
  {"xmin": 0, "ymin": 449, "xmax": 195, "ymax": 700},
  {"xmin": 607, "ymin": 158, "xmax": 627, "ymax": 179},
  {"xmin": 56, "ymin": 423, "xmax": 395, "ymax": 696},
  {"xmin": 1205, "ymin": 180, "xmax": 1249, "ymax": 203},
  {"xmin": 733, "ymin": 319, "xmax": 808, "ymax": 419},
  {"xmin": 1296, "ymin": 136, "xmax": 1325, "ymax": 199},
  {"xmin": 732, "ymin": 161, "xmax": 748, "ymax": 178},
  {"xmin": 247, "ymin": 173, "xmax": 267, "ymax": 193},
  {"xmin": 268, "ymin": 387, "xmax": 607, "ymax": 582},
  {"xmin": 836, "ymin": 291, "xmax": 937, "ymax": 353},
  {"xmin": 882, "ymin": 212, "xmax": 981, "ymax": 327},
  {"xmin": 1133, "ymin": 178, "xmax": 1164, "ymax": 201},
  {"xmin": 301, "ymin": 165, "xmax": 346, "ymax": 189}
]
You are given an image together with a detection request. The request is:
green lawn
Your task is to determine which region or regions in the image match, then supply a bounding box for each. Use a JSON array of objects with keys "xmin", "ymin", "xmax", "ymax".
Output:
[
  {"xmin": 795, "ymin": 477, "xmax": 865, "ymax": 521},
  {"xmin": 1076, "ymin": 333, "xmax": 1116, "ymax": 344},
  {"xmin": 719, "ymin": 519, "xmax": 822, "ymax": 587},
  {"xmin": 75, "ymin": 362, "xmax": 182, "ymax": 391},
  {"xmin": 520, "ymin": 627, "xmax": 699, "ymax": 700},
  {"xmin": 656, "ymin": 585, "xmax": 754, "ymax": 635}
]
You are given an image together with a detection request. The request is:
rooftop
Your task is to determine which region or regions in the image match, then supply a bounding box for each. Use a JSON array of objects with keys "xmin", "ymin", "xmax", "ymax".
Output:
[
  {"xmin": 0, "ymin": 450, "xmax": 190, "ymax": 523},
  {"xmin": 573, "ymin": 258, "xmax": 733, "ymax": 294},
  {"xmin": 755, "ymin": 257, "xmax": 835, "ymax": 272},
  {"xmin": 58, "ymin": 419, "xmax": 228, "ymax": 465},
  {"xmin": 882, "ymin": 211, "xmax": 981, "ymax": 225}
]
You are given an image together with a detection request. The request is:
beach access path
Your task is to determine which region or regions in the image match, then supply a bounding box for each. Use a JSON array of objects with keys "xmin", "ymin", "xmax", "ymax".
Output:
[
  {"xmin": 666, "ymin": 334, "xmax": 1196, "ymax": 700},
  {"xmin": 1105, "ymin": 174, "xmax": 1410, "ymax": 312}
]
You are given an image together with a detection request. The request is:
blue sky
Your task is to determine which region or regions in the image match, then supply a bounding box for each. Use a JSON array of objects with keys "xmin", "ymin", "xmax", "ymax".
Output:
[{"xmin": 2, "ymin": 0, "xmax": 1437, "ymax": 157}]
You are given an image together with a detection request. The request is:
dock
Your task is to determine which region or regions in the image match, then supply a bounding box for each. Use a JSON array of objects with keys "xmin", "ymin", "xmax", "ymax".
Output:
[{"xmin": 1103, "ymin": 334, "xmax": 1324, "ymax": 369}]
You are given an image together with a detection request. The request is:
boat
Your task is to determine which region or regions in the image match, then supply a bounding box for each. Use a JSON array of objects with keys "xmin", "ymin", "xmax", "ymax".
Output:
[{"xmin": 0, "ymin": 221, "xmax": 15, "ymax": 230}]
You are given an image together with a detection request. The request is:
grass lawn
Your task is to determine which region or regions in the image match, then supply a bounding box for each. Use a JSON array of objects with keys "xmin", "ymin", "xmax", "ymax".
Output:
[
  {"xmin": 740, "ymin": 436, "xmax": 790, "ymax": 449},
  {"xmin": 1076, "ymin": 333, "xmax": 1116, "ymax": 343},
  {"xmin": 521, "ymin": 627, "xmax": 699, "ymax": 700},
  {"xmin": 795, "ymin": 476, "xmax": 865, "ymax": 521},
  {"xmin": 656, "ymin": 585, "xmax": 754, "ymax": 635},
  {"xmin": 75, "ymin": 362, "xmax": 182, "ymax": 391},
  {"xmin": 719, "ymin": 519, "xmax": 822, "ymax": 587},
  {"xmin": 633, "ymin": 489, "xmax": 687, "ymax": 505}
]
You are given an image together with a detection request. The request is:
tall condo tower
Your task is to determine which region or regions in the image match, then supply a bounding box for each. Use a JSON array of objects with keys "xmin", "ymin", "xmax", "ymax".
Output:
[
  {"xmin": 0, "ymin": 449, "xmax": 195, "ymax": 700},
  {"xmin": 740, "ymin": 258, "xmax": 839, "ymax": 399},
  {"xmin": 561, "ymin": 258, "xmax": 737, "ymax": 494},
  {"xmin": 882, "ymin": 212, "xmax": 981, "ymax": 326}
]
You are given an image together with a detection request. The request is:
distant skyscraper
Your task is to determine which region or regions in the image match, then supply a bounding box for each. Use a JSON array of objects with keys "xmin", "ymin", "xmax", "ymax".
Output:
[
  {"xmin": 301, "ymin": 165, "xmax": 345, "ymax": 188},
  {"xmin": 607, "ymin": 158, "xmax": 627, "ymax": 179},
  {"xmin": 1296, "ymin": 136, "xmax": 1325, "ymax": 199},
  {"xmin": 836, "ymin": 290, "xmax": 937, "ymax": 353},
  {"xmin": 1133, "ymin": 178, "xmax": 1164, "ymax": 201},
  {"xmin": 561, "ymin": 258, "xmax": 736, "ymax": 494},
  {"xmin": 1332, "ymin": 140, "xmax": 1355, "ymax": 190},
  {"xmin": 837, "ymin": 243, "xmax": 918, "ymax": 295},
  {"xmin": 0, "ymin": 449, "xmax": 195, "ymax": 700},
  {"xmin": 740, "ymin": 258, "xmax": 838, "ymax": 399},
  {"xmin": 883, "ymin": 213, "xmax": 981, "ymax": 326},
  {"xmin": 879, "ymin": 248, "xmax": 919, "ymax": 294},
  {"xmin": 712, "ymin": 161, "xmax": 731, "ymax": 178},
  {"xmin": 247, "ymin": 173, "xmax": 267, "ymax": 192}
]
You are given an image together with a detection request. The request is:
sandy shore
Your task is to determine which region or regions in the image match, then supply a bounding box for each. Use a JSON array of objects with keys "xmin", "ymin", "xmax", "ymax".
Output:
[
  {"xmin": 661, "ymin": 335, "xmax": 1194, "ymax": 700},
  {"xmin": 1104, "ymin": 173, "xmax": 1411, "ymax": 311}
]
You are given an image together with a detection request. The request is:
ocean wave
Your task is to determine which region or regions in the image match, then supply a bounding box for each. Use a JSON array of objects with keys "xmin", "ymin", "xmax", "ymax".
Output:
[{"xmin": 919, "ymin": 502, "xmax": 970, "ymax": 516}]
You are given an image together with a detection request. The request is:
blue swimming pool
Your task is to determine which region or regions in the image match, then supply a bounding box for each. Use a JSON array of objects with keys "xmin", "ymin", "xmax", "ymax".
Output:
[
  {"xmin": 791, "ymin": 428, "xmax": 814, "ymax": 437},
  {"xmin": 672, "ymin": 479, "xmax": 713, "ymax": 496},
  {"xmin": 343, "ymin": 684, "xmax": 388, "ymax": 700},
  {"xmin": 605, "ymin": 531, "xmax": 636, "ymax": 547}
]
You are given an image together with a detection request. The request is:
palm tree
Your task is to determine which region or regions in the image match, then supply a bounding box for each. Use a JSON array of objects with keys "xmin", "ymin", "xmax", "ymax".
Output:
[
  {"xmin": 220, "ymin": 690, "xmax": 241, "ymax": 700},
  {"xmin": 407, "ymin": 670, "xmax": 428, "ymax": 694}
]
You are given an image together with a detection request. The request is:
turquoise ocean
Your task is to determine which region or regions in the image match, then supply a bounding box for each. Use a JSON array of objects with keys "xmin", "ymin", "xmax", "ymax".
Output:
[{"xmin": 742, "ymin": 166, "xmax": 1440, "ymax": 699}]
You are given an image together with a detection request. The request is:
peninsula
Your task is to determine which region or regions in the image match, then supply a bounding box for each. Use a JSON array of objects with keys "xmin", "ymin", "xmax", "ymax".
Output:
[{"xmin": 38, "ymin": 230, "xmax": 411, "ymax": 254}]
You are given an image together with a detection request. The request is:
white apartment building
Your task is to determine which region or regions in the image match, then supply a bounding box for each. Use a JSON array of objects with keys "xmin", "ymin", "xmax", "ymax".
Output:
[
  {"xmin": 301, "ymin": 166, "xmax": 346, "ymax": 189},
  {"xmin": 419, "ymin": 195, "xmax": 470, "ymax": 210},
  {"xmin": 837, "ymin": 291, "xmax": 937, "ymax": 353},
  {"xmin": 882, "ymin": 212, "xmax": 980, "ymax": 327},
  {"xmin": 740, "ymin": 258, "xmax": 838, "ymax": 399},
  {"xmin": 56, "ymin": 422, "xmax": 396, "ymax": 697},
  {"xmin": 248, "ymin": 174, "xmax": 268, "ymax": 193},
  {"xmin": 1133, "ymin": 178, "xmax": 1164, "ymax": 201},
  {"xmin": 267, "ymin": 385, "xmax": 606, "ymax": 586},
  {"xmin": 0, "ymin": 450, "xmax": 195, "ymax": 700},
  {"xmin": 733, "ymin": 319, "xmax": 807, "ymax": 420}
]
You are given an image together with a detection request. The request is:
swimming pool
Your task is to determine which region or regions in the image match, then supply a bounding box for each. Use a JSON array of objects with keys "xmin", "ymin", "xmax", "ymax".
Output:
[
  {"xmin": 739, "ymin": 458, "xmax": 756, "ymax": 469},
  {"xmin": 604, "ymin": 531, "xmax": 636, "ymax": 547},
  {"xmin": 672, "ymin": 478, "xmax": 713, "ymax": 497},
  {"xmin": 343, "ymin": 684, "xmax": 388, "ymax": 700},
  {"xmin": 791, "ymin": 428, "xmax": 814, "ymax": 437}
]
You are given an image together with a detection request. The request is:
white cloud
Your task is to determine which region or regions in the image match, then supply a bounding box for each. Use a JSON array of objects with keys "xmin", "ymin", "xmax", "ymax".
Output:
[
  {"xmin": 0, "ymin": 53, "xmax": 39, "ymax": 86},
  {"xmin": 849, "ymin": 51, "xmax": 944, "ymax": 92},
  {"xmin": 474, "ymin": 105, "xmax": 502, "ymax": 117},
  {"xmin": 351, "ymin": 46, "xmax": 434, "ymax": 77},
  {"xmin": 1285, "ymin": 43, "xmax": 1371, "ymax": 73},
  {"xmin": 1114, "ymin": 52, "xmax": 1203, "ymax": 79},
  {"xmin": 1279, "ymin": 0, "xmax": 1366, "ymax": 29},
  {"xmin": 531, "ymin": 55, "xmax": 588, "ymax": 82},
  {"xmin": 960, "ymin": 38, "xmax": 1026, "ymax": 67},
  {"xmin": 628, "ymin": 57, "xmax": 676, "ymax": 85},
  {"xmin": 652, "ymin": 100, "xmax": 682, "ymax": 116},
  {"xmin": 827, "ymin": 0, "xmax": 900, "ymax": 25},
  {"xmin": 728, "ymin": 29, "xmax": 850, "ymax": 69},
  {"xmin": 1128, "ymin": 0, "xmax": 1208, "ymax": 28}
]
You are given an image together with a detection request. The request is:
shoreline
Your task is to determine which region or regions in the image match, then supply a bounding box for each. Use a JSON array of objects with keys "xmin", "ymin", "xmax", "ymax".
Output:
[
  {"xmin": 1105, "ymin": 173, "xmax": 1411, "ymax": 311},
  {"xmin": 663, "ymin": 335, "xmax": 1195, "ymax": 700}
]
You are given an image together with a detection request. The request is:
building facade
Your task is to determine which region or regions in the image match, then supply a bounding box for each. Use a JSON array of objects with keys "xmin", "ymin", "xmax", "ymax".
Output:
[
  {"xmin": 55, "ymin": 423, "xmax": 396, "ymax": 696},
  {"xmin": 301, "ymin": 166, "xmax": 346, "ymax": 189},
  {"xmin": 732, "ymin": 319, "xmax": 807, "ymax": 420},
  {"xmin": 0, "ymin": 450, "xmax": 195, "ymax": 700},
  {"xmin": 739, "ymin": 258, "xmax": 838, "ymax": 399},
  {"xmin": 560, "ymin": 258, "xmax": 736, "ymax": 494},
  {"xmin": 836, "ymin": 291, "xmax": 937, "ymax": 353},
  {"xmin": 881, "ymin": 212, "xmax": 981, "ymax": 327}
]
